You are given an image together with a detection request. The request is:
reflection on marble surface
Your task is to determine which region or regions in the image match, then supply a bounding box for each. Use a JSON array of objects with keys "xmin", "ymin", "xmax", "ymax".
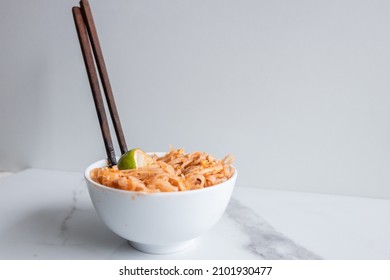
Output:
[
  {"xmin": 0, "ymin": 172, "xmax": 13, "ymax": 178},
  {"xmin": 226, "ymin": 198, "xmax": 321, "ymax": 260}
]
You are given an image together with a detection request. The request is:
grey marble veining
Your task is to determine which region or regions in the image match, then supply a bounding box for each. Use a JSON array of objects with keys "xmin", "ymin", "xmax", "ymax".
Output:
[
  {"xmin": 226, "ymin": 198, "xmax": 321, "ymax": 260},
  {"xmin": 60, "ymin": 190, "xmax": 79, "ymax": 245}
]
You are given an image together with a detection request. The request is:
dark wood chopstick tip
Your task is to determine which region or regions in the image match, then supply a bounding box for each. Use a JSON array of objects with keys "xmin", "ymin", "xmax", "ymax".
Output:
[{"xmin": 72, "ymin": 6, "xmax": 80, "ymax": 14}]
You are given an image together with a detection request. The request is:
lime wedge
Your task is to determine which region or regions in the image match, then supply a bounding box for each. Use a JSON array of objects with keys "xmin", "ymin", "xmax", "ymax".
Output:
[{"xmin": 117, "ymin": 148, "xmax": 154, "ymax": 170}]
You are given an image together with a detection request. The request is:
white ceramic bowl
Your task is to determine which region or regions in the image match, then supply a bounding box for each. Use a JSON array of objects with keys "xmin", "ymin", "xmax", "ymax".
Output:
[{"xmin": 84, "ymin": 155, "xmax": 237, "ymax": 254}]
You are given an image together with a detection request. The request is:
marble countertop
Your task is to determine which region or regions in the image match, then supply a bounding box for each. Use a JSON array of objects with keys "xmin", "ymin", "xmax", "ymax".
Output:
[{"xmin": 0, "ymin": 169, "xmax": 389, "ymax": 260}]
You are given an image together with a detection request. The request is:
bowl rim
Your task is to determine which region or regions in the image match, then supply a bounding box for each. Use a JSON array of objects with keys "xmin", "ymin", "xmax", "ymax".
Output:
[{"xmin": 84, "ymin": 154, "xmax": 237, "ymax": 197}]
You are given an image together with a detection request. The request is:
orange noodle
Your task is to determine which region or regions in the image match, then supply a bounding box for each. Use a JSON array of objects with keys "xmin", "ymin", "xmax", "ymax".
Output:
[{"xmin": 90, "ymin": 147, "xmax": 235, "ymax": 192}]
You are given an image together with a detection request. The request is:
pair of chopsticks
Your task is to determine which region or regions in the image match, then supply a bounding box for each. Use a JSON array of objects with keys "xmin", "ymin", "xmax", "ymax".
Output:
[{"xmin": 72, "ymin": 0, "xmax": 127, "ymax": 166}]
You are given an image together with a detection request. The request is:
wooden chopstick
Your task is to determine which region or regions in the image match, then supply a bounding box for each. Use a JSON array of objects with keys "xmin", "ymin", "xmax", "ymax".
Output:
[
  {"xmin": 79, "ymin": 0, "xmax": 128, "ymax": 155},
  {"xmin": 72, "ymin": 6, "xmax": 117, "ymax": 166}
]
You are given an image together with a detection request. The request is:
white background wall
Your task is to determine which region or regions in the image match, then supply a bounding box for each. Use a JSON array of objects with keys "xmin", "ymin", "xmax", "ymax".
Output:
[{"xmin": 1, "ymin": 0, "xmax": 389, "ymax": 199}]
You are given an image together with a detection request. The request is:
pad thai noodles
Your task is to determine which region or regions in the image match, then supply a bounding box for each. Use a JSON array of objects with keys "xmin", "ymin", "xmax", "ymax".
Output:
[{"xmin": 90, "ymin": 147, "xmax": 235, "ymax": 192}]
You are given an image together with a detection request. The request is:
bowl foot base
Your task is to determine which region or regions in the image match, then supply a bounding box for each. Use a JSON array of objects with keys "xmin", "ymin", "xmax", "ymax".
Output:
[{"xmin": 128, "ymin": 239, "xmax": 195, "ymax": 254}]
